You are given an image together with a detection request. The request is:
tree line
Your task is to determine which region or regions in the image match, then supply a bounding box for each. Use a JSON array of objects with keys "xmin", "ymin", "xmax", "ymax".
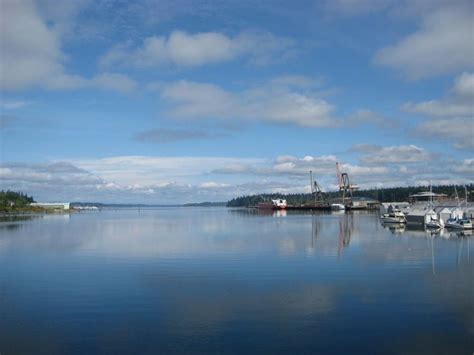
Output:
[
  {"xmin": 0, "ymin": 190, "xmax": 35, "ymax": 208},
  {"xmin": 226, "ymin": 184, "xmax": 474, "ymax": 207}
]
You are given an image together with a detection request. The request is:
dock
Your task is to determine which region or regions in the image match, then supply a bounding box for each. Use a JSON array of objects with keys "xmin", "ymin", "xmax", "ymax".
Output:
[{"xmin": 287, "ymin": 205, "xmax": 332, "ymax": 211}]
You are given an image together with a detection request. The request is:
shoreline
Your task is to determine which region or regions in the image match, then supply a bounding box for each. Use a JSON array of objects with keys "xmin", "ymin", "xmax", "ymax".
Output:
[{"xmin": 0, "ymin": 208, "xmax": 73, "ymax": 217}]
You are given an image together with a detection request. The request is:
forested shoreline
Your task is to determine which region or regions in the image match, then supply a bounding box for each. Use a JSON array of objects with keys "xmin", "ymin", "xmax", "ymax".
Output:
[{"xmin": 226, "ymin": 184, "xmax": 474, "ymax": 207}]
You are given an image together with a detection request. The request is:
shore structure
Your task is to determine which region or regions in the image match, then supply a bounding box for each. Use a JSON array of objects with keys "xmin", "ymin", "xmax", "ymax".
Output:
[{"xmin": 30, "ymin": 202, "xmax": 71, "ymax": 211}]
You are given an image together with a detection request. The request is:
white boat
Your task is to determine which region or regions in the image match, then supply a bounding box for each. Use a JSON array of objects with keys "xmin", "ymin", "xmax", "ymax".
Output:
[
  {"xmin": 426, "ymin": 220, "xmax": 443, "ymax": 229},
  {"xmin": 446, "ymin": 218, "xmax": 472, "ymax": 230},
  {"xmin": 331, "ymin": 203, "xmax": 345, "ymax": 211},
  {"xmin": 381, "ymin": 211, "xmax": 406, "ymax": 223},
  {"xmin": 423, "ymin": 184, "xmax": 444, "ymax": 229},
  {"xmin": 425, "ymin": 211, "xmax": 444, "ymax": 229}
]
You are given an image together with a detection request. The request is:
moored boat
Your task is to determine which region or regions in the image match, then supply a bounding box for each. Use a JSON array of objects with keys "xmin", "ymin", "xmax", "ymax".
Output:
[
  {"xmin": 257, "ymin": 199, "xmax": 287, "ymax": 210},
  {"xmin": 425, "ymin": 211, "xmax": 444, "ymax": 229},
  {"xmin": 446, "ymin": 218, "xmax": 472, "ymax": 230},
  {"xmin": 331, "ymin": 203, "xmax": 345, "ymax": 211},
  {"xmin": 381, "ymin": 210, "xmax": 406, "ymax": 224}
]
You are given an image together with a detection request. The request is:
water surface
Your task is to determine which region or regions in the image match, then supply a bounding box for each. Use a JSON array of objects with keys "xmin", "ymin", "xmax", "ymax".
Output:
[{"xmin": 0, "ymin": 208, "xmax": 472, "ymax": 354}]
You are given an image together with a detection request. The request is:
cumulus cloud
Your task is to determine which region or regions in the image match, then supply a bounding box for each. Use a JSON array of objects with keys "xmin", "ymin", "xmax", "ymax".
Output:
[
  {"xmin": 0, "ymin": 162, "xmax": 103, "ymax": 186},
  {"xmin": 452, "ymin": 159, "xmax": 474, "ymax": 175},
  {"xmin": 100, "ymin": 30, "xmax": 297, "ymax": 68},
  {"xmin": 402, "ymin": 73, "xmax": 474, "ymax": 150},
  {"xmin": 158, "ymin": 79, "xmax": 337, "ymax": 127},
  {"xmin": 403, "ymin": 72, "xmax": 474, "ymax": 117},
  {"xmin": 453, "ymin": 71, "xmax": 474, "ymax": 98},
  {"xmin": 374, "ymin": 2, "xmax": 474, "ymax": 79},
  {"xmin": 0, "ymin": 0, "xmax": 137, "ymax": 93},
  {"xmin": 415, "ymin": 118, "xmax": 474, "ymax": 150},
  {"xmin": 353, "ymin": 144, "xmax": 433, "ymax": 164},
  {"xmin": 0, "ymin": 0, "xmax": 65, "ymax": 91},
  {"xmin": 73, "ymin": 156, "xmax": 264, "ymax": 187},
  {"xmin": 156, "ymin": 78, "xmax": 397, "ymax": 128}
]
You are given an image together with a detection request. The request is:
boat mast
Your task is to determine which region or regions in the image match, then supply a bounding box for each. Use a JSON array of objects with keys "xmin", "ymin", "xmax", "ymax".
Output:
[
  {"xmin": 464, "ymin": 185, "xmax": 468, "ymax": 207},
  {"xmin": 429, "ymin": 181, "xmax": 433, "ymax": 208},
  {"xmin": 454, "ymin": 186, "xmax": 460, "ymax": 207}
]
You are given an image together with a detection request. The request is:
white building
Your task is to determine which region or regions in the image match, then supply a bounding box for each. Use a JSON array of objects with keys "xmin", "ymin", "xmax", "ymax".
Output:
[{"xmin": 30, "ymin": 202, "xmax": 70, "ymax": 210}]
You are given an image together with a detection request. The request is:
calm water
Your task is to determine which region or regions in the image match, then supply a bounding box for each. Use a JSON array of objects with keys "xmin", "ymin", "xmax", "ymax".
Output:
[{"xmin": 0, "ymin": 208, "xmax": 472, "ymax": 354}]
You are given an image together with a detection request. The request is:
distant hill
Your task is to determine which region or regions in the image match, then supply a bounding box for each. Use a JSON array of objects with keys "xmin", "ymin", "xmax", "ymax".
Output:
[{"xmin": 182, "ymin": 202, "xmax": 227, "ymax": 207}]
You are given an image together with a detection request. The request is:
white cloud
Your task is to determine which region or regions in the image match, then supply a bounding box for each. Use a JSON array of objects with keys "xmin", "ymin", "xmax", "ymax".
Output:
[
  {"xmin": 374, "ymin": 2, "xmax": 474, "ymax": 79},
  {"xmin": 353, "ymin": 144, "xmax": 433, "ymax": 164},
  {"xmin": 161, "ymin": 81, "xmax": 237, "ymax": 118},
  {"xmin": 100, "ymin": 30, "xmax": 297, "ymax": 68},
  {"xmin": 403, "ymin": 101, "xmax": 472, "ymax": 118},
  {"xmin": 0, "ymin": 0, "xmax": 137, "ymax": 93},
  {"xmin": 73, "ymin": 156, "xmax": 264, "ymax": 187},
  {"xmin": 0, "ymin": 157, "xmax": 300, "ymax": 203},
  {"xmin": 452, "ymin": 159, "xmax": 474, "ymax": 175},
  {"xmin": 0, "ymin": 162, "xmax": 102, "ymax": 186},
  {"xmin": 158, "ymin": 78, "xmax": 395, "ymax": 128},
  {"xmin": 453, "ymin": 72, "xmax": 474, "ymax": 98},
  {"xmin": 214, "ymin": 154, "xmax": 391, "ymax": 187},
  {"xmin": 403, "ymin": 72, "xmax": 473, "ymax": 116},
  {"xmin": 92, "ymin": 73, "xmax": 138, "ymax": 93},
  {"xmin": 159, "ymin": 79, "xmax": 337, "ymax": 127},
  {"xmin": 199, "ymin": 182, "xmax": 230, "ymax": 189},
  {"xmin": 0, "ymin": 0, "xmax": 65, "ymax": 91},
  {"xmin": 415, "ymin": 117, "xmax": 474, "ymax": 150},
  {"xmin": 402, "ymin": 73, "xmax": 474, "ymax": 150}
]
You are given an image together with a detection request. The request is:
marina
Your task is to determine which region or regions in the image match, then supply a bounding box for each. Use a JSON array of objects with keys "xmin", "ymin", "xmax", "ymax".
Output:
[{"xmin": 251, "ymin": 166, "xmax": 474, "ymax": 233}]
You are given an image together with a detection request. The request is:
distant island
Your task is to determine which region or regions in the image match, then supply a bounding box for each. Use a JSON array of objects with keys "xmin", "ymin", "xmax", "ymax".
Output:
[{"xmin": 71, "ymin": 201, "xmax": 226, "ymax": 208}]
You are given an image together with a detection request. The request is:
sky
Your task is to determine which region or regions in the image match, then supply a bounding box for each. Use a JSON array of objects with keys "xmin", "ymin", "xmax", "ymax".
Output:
[{"xmin": 0, "ymin": 0, "xmax": 473, "ymax": 204}]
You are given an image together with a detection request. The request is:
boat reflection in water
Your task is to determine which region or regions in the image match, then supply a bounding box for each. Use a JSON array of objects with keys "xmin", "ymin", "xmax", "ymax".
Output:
[
  {"xmin": 382, "ymin": 222, "xmax": 406, "ymax": 234},
  {"xmin": 338, "ymin": 214, "xmax": 352, "ymax": 258}
]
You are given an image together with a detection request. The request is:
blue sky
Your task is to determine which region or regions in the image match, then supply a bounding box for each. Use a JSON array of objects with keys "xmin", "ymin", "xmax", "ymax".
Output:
[{"xmin": 0, "ymin": 0, "xmax": 473, "ymax": 203}]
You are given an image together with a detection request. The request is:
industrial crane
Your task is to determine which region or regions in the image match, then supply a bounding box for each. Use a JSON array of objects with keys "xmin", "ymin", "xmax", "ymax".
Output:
[
  {"xmin": 336, "ymin": 162, "xmax": 359, "ymax": 205},
  {"xmin": 309, "ymin": 170, "xmax": 325, "ymax": 205}
]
